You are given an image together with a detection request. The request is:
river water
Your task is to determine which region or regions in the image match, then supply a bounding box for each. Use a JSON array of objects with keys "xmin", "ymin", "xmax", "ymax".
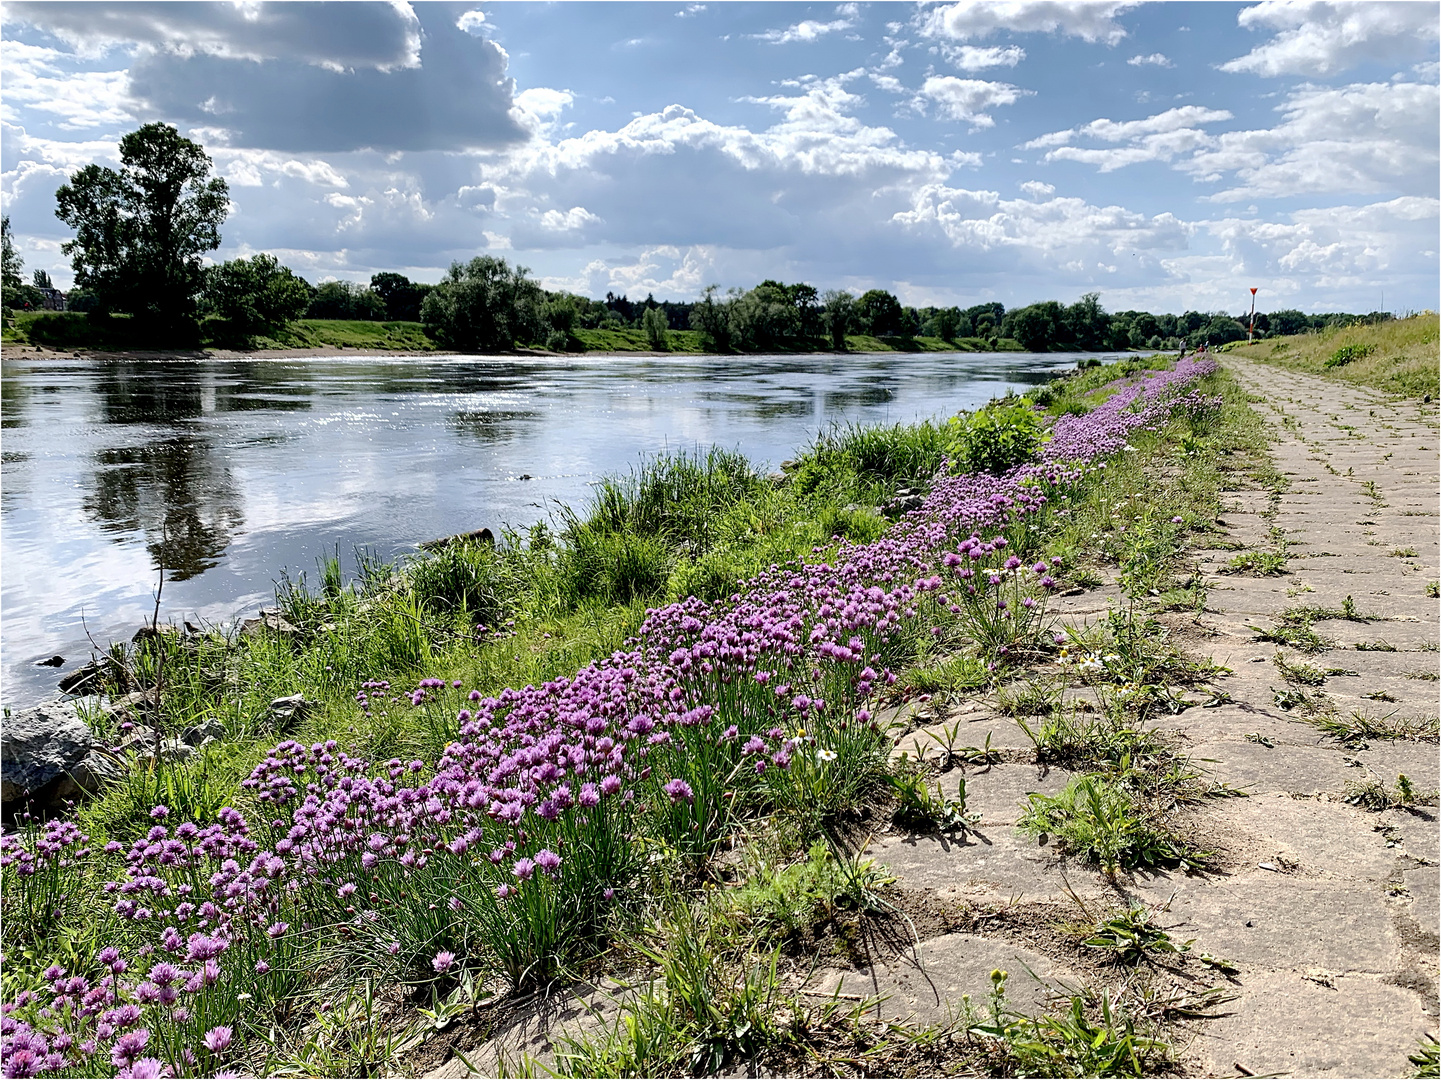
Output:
[{"xmin": 1, "ymin": 349, "xmax": 1120, "ymax": 705}]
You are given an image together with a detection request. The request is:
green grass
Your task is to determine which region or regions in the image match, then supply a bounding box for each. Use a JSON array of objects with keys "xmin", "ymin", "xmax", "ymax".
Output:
[
  {"xmin": 1227, "ymin": 313, "xmax": 1439, "ymax": 398},
  {"xmin": 252, "ymin": 318, "xmax": 436, "ymax": 351}
]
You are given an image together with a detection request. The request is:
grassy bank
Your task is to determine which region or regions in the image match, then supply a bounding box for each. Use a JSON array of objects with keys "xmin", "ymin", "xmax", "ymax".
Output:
[
  {"xmin": 2, "ymin": 353, "xmax": 1261, "ymax": 1078},
  {"xmin": 3, "ymin": 310, "xmax": 1028, "ymax": 357},
  {"xmin": 1225, "ymin": 312, "xmax": 1439, "ymax": 398}
]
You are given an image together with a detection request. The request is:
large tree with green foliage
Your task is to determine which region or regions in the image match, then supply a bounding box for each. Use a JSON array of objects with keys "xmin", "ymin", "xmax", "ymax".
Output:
[
  {"xmin": 54, "ymin": 123, "xmax": 229, "ymax": 336},
  {"xmin": 421, "ymin": 256, "xmax": 545, "ymax": 352},
  {"xmin": 369, "ymin": 272, "xmax": 431, "ymax": 322},
  {"xmin": 204, "ymin": 254, "xmax": 312, "ymax": 341},
  {"xmin": 855, "ymin": 288, "xmax": 904, "ymax": 336},
  {"xmin": 822, "ymin": 289, "xmax": 853, "ymax": 351}
]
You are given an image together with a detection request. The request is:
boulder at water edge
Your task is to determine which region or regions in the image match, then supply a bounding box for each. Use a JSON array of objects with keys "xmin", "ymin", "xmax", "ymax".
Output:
[{"xmin": 1, "ymin": 700, "xmax": 123, "ymax": 813}]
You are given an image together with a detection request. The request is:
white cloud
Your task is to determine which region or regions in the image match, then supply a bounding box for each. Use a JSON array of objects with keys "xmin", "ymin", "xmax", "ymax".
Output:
[
  {"xmin": 916, "ymin": 76, "xmax": 1032, "ymax": 127},
  {"xmin": 675, "ymin": 4, "xmax": 707, "ymax": 17},
  {"xmin": 1020, "ymin": 180, "xmax": 1055, "ymax": 197},
  {"xmin": 946, "ymin": 45, "xmax": 1027, "ymax": 71},
  {"xmin": 1127, "ymin": 52, "xmax": 1173, "ymax": 67},
  {"xmin": 891, "ymin": 182, "xmax": 1194, "ymax": 292},
  {"xmin": 456, "ymin": 10, "xmax": 487, "ymax": 35},
  {"xmin": 753, "ymin": 19, "xmax": 852, "ymax": 45},
  {"xmin": 918, "ymin": 2, "xmax": 1138, "ymax": 47},
  {"xmin": 1025, "ymin": 105, "xmax": 1232, "ymax": 169},
  {"xmin": 1222, "ymin": 2, "xmax": 1440, "ymax": 77},
  {"xmin": 1186, "ymin": 80, "xmax": 1438, "ymax": 200}
]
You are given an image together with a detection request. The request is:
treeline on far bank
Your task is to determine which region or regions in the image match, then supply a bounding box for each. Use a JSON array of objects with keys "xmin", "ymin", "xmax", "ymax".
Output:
[{"xmin": 4, "ymin": 250, "xmax": 1400, "ymax": 358}]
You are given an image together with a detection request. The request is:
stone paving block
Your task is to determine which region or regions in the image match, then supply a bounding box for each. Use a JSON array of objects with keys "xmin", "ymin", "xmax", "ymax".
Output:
[
  {"xmin": 1210, "ymin": 793, "xmax": 1400, "ymax": 882},
  {"xmin": 1127, "ymin": 875, "xmax": 1398, "ymax": 974},
  {"xmin": 864, "ymin": 827, "xmax": 1112, "ymax": 904},
  {"xmin": 1189, "ymin": 971, "xmax": 1432, "ymax": 1080},
  {"xmin": 1403, "ymin": 864, "xmax": 1440, "ymax": 937},
  {"xmin": 805, "ymin": 933, "xmax": 1076, "ymax": 1025},
  {"xmin": 947, "ymin": 763, "xmax": 1073, "ymax": 827},
  {"xmin": 1188, "ymin": 738, "xmax": 1354, "ymax": 795},
  {"xmin": 1315, "ymin": 618, "xmax": 1439, "ymax": 651}
]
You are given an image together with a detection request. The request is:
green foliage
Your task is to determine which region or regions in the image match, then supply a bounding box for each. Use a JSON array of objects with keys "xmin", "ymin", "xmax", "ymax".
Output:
[
  {"xmin": 307, "ymin": 280, "xmax": 386, "ymax": 321},
  {"xmin": 969, "ymin": 970, "xmax": 1168, "ymax": 1078},
  {"xmin": 368, "ymin": 272, "xmax": 431, "ymax": 322},
  {"xmin": 822, "ymin": 289, "xmax": 853, "ymax": 351},
  {"xmin": 889, "ymin": 769, "xmax": 974, "ymax": 833},
  {"xmin": 421, "ymin": 255, "xmax": 545, "ymax": 351},
  {"xmin": 1324, "ymin": 342, "xmax": 1375, "ymax": 368},
  {"xmin": 1082, "ymin": 905, "xmax": 1192, "ymax": 965},
  {"xmin": 1018, "ymin": 775, "xmax": 1206, "ymax": 874},
  {"xmin": 793, "ymin": 420, "xmax": 949, "ymax": 499},
  {"xmin": 204, "ymin": 253, "xmax": 312, "ymax": 342},
  {"xmin": 946, "ymin": 398, "xmax": 1046, "ymax": 475},
  {"xmin": 642, "ymin": 304, "xmax": 670, "ymax": 350},
  {"xmin": 1226, "ymin": 550, "xmax": 1288, "ymax": 576},
  {"xmin": 1409, "ymin": 1034, "xmax": 1440, "ymax": 1079},
  {"xmin": 54, "ymin": 123, "xmax": 229, "ymax": 337}
]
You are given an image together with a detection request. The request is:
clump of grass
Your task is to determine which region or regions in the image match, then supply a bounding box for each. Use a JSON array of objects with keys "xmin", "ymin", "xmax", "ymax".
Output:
[
  {"xmin": 967, "ymin": 969, "xmax": 1171, "ymax": 1078},
  {"xmin": 1343, "ymin": 772, "xmax": 1440, "ymax": 810},
  {"xmin": 1409, "ymin": 1034, "xmax": 1440, "ymax": 1079},
  {"xmin": 791, "ymin": 419, "xmax": 950, "ymax": 501},
  {"xmin": 1308, "ymin": 708, "xmax": 1440, "ymax": 744},
  {"xmin": 1273, "ymin": 652, "xmax": 1326, "ymax": 686},
  {"xmin": 1225, "ymin": 551, "xmax": 1288, "ymax": 576},
  {"xmin": 889, "ymin": 769, "xmax": 976, "ymax": 833},
  {"xmin": 1323, "ymin": 342, "xmax": 1375, "ymax": 369},
  {"xmin": 1079, "ymin": 904, "xmax": 1193, "ymax": 966},
  {"xmin": 1018, "ymin": 775, "xmax": 1208, "ymax": 874}
]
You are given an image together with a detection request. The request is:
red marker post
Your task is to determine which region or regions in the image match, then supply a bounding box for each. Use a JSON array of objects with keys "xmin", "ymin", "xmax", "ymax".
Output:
[{"xmin": 1248, "ymin": 287, "xmax": 1258, "ymax": 341}]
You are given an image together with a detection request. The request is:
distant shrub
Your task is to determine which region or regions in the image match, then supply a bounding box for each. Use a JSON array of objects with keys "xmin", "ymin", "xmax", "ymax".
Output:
[
  {"xmin": 946, "ymin": 398, "xmax": 1046, "ymax": 475},
  {"xmin": 1324, "ymin": 343, "xmax": 1375, "ymax": 368}
]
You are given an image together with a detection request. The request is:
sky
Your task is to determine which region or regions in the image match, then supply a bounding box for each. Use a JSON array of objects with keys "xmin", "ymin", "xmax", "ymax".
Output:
[{"xmin": 2, "ymin": 1, "xmax": 1437, "ymax": 316}]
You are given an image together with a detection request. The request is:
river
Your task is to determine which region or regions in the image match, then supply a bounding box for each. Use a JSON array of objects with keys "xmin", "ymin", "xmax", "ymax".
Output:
[{"xmin": 0, "ymin": 349, "xmax": 1123, "ymax": 705}]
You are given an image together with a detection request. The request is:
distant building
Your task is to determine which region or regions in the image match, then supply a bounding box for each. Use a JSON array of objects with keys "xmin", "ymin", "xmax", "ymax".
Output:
[{"xmin": 36, "ymin": 286, "xmax": 65, "ymax": 310}]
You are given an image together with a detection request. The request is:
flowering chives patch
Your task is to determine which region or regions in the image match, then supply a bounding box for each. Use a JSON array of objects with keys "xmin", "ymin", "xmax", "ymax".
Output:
[{"xmin": 0, "ymin": 359, "xmax": 1217, "ymax": 1078}]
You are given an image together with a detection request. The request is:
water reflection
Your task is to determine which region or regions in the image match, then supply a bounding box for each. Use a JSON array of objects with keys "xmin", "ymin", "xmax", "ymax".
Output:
[
  {"xmin": 2, "ymin": 349, "xmax": 1121, "ymax": 704},
  {"xmin": 85, "ymin": 438, "xmax": 243, "ymax": 580}
]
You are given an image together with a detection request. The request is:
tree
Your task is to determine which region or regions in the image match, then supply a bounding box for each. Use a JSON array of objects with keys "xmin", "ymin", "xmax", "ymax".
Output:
[
  {"xmin": 55, "ymin": 123, "xmax": 229, "ymax": 337},
  {"xmin": 729, "ymin": 281, "xmax": 801, "ymax": 351},
  {"xmin": 822, "ymin": 289, "xmax": 853, "ymax": 351},
  {"xmin": 307, "ymin": 280, "xmax": 386, "ymax": 320},
  {"xmin": 1003, "ymin": 302, "xmax": 1064, "ymax": 352},
  {"xmin": 204, "ymin": 254, "xmax": 312, "ymax": 341},
  {"xmin": 1063, "ymin": 292, "xmax": 1109, "ymax": 350},
  {"xmin": 1267, "ymin": 309, "xmax": 1310, "ymax": 337},
  {"xmin": 856, "ymin": 288, "xmax": 903, "ymax": 336},
  {"xmin": 32, "ymin": 269, "xmax": 53, "ymax": 291},
  {"xmin": 689, "ymin": 285, "xmax": 732, "ymax": 352},
  {"xmin": 1, "ymin": 216, "xmax": 21, "ymax": 297},
  {"xmin": 369, "ymin": 272, "xmax": 431, "ymax": 322},
  {"xmin": 641, "ymin": 305, "xmax": 669, "ymax": 350},
  {"xmin": 421, "ymin": 256, "xmax": 545, "ymax": 352},
  {"xmin": 933, "ymin": 307, "xmax": 959, "ymax": 342}
]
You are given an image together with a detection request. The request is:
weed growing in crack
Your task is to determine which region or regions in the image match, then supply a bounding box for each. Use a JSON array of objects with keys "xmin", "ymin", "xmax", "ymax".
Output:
[
  {"xmin": 1079, "ymin": 904, "xmax": 1193, "ymax": 966},
  {"xmin": 1308, "ymin": 708, "xmax": 1440, "ymax": 744},
  {"xmin": 1273, "ymin": 652, "xmax": 1327, "ymax": 686},
  {"xmin": 1343, "ymin": 772, "xmax": 1440, "ymax": 810},
  {"xmin": 1018, "ymin": 775, "xmax": 1210, "ymax": 875}
]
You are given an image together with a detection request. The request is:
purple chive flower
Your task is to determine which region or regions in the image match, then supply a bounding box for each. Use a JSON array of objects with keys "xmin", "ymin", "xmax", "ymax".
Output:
[
  {"xmin": 663, "ymin": 778, "xmax": 694, "ymax": 804},
  {"xmin": 432, "ymin": 951, "xmax": 455, "ymax": 974},
  {"xmin": 512, "ymin": 858, "xmax": 536, "ymax": 881},
  {"xmin": 202, "ymin": 1026, "xmax": 233, "ymax": 1053},
  {"xmin": 535, "ymin": 849, "xmax": 562, "ymax": 873}
]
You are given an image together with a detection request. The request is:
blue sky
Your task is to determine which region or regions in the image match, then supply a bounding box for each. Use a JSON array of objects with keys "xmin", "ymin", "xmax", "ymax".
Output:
[{"xmin": 3, "ymin": 1, "xmax": 1437, "ymax": 315}]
